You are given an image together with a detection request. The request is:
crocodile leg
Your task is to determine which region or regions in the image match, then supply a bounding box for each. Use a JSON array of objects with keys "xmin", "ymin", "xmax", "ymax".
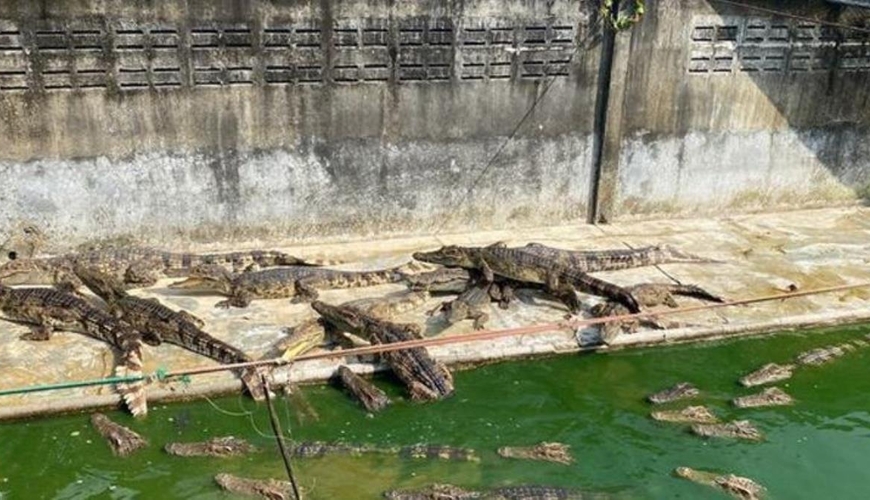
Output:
[
  {"xmin": 545, "ymin": 271, "xmax": 584, "ymax": 313},
  {"xmin": 216, "ymin": 290, "xmax": 254, "ymax": 309},
  {"xmin": 20, "ymin": 323, "xmax": 55, "ymax": 341},
  {"xmin": 291, "ymin": 280, "xmax": 320, "ymax": 303},
  {"xmin": 479, "ymin": 258, "xmax": 495, "ymax": 283},
  {"xmin": 469, "ymin": 310, "xmax": 489, "ymax": 330},
  {"xmin": 177, "ymin": 310, "xmax": 206, "ymax": 329}
]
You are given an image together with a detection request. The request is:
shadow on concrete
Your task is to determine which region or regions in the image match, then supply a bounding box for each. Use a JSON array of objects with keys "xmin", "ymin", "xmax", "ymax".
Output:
[{"xmin": 705, "ymin": 0, "xmax": 870, "ymax": 199}]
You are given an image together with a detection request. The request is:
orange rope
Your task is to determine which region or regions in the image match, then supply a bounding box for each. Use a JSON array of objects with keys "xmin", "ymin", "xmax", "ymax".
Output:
[{"xmin": 159, "ymin": 281, "xmax": 870, "ymax": 380}]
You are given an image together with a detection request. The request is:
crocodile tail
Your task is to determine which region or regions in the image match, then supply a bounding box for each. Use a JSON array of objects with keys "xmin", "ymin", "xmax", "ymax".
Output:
[
  {"xmin": 671, "ymin": 284, "xmax": 726, "ymax": 303},
  {"xmin": 114, "ymin": 344, "xmax": 148, "ymax": 417},
  {"xmin": 656, "ymin": 245, "xmax": 725, "ymax": 264},
  {"xmin": 566, "ymin": 269, "xmax": 641, "ymax": 313},
  {"xmin": 239, "ymin": 365, "xmax": 268, "ymax": 401},
  {"xmin": 277, "ymin": 252, "xmax": 345, "ymax": 267}
]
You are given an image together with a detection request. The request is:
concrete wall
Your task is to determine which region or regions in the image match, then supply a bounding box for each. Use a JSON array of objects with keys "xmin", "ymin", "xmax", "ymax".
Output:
[
  {"xmin": 1, "ymin": 0, "xmax": 868, "ymax": 247},
  {"xmin": 0, "ymin": 0, "xmax": 600, "ymax": 246},
  {"xmin": 596, "ymin": 0, "xmax": 870, "ymax": 222}
]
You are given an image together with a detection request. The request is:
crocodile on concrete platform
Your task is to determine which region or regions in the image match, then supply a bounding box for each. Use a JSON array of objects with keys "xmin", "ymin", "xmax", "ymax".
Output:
[
  {"xmin": 74, "ymin": 265, "xmax": 267, "ymax": 400},
  {"xmin": 592, "ymin": 283, "xmax": 725, "ymax": 344},
  {"xmin": 90, "ymin": 413, "xmax": 148, "ymax": 457},
  {"xmin": 497, "ymin": 442, "xmax": 574, "ymax": 465},
  {"xmin": 312, "ymin": 300, "xmax": 454, "ymax": 401},
  {"xmin": 674, "ymin": 467, "xmax": 766, "ymax": 500},
  {"xmin": 517, "ymin": 243, "xmax": 722, "ymax": 272},
  {"xmin": 405, "ymin": 267, "xmax": 474, "ymax": 293},
  {"xmin": 273, "ymin": 290, "xmax": 431, "ymax": 360},
  {"xmin": 169, "ymin": 263, "xmax": 412, "ymax": 308},
  {"xmin": 412, "ymin": 243, "xmax": 641, "ymax": 314},
  {"xmin": 0, "ymin": 284, "xmax": 149, "ymax": 416},
  {"xmin": 165, "ymin": 436, "xmax": 258, "ymax": 457},
  {"xmin": 738, "ymin": 363, "xmax": 795, "ymax": 387},
  {"xmin": 429, "ymin": 282, "xmax": 494, "ymax": 330},
  {"xmin": 732, "ymin": 387, "xmax": 794, "ymax": 408},
  {"xmin": 650, "ymin": 405, "xmax": 719, "ymax": 424},
  {"xmin": 0, "ymin": 246, "xmax": 332, "ymax": 291},
  {"xmin": 691, "ymin": 420, "xmax": 764, "ymax": 441},
  {"xmin": 647, "ymin": 382, "xmax": 700, "ymax": 404},
  {"xmin": 214, "ymin": 473, "xmax": 295, "ymax": 500}
]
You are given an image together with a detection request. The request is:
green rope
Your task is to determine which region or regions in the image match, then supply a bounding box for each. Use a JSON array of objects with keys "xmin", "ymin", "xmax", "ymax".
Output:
[{"xmin": 0, "ymin": 374, "xmax": 146, "ymax": 397}]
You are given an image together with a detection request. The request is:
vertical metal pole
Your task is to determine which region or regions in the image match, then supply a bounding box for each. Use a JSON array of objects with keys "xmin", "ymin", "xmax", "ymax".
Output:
[{"xmin": 587, "ymin": 1, "xmax": 620, "ymax": 224}]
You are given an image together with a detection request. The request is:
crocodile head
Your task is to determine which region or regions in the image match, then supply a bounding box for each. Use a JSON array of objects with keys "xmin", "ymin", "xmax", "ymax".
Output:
[
  {"xmin": 412, "ymin": 246, "xmax": 477, "ymax": 269},
  {"xmin": 0, "ymin": 258, "xmax": 56, "ymax": 285},
  {"xmin": 73, "ymin": 264, "xmax": 127, "ymax": 302},
  {"xmin": 167, "ymin": 264, "xmax": 233, "ymax": 294},
  {"xmin": 310, "ymin": 300, "xmax": 366, "ymax": 334}
]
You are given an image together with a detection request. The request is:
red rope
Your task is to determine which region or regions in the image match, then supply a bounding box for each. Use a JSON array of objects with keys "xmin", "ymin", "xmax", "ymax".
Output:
[{"xmin": 160, "ymin": 281, "xmax": 870, "ymax": 380}]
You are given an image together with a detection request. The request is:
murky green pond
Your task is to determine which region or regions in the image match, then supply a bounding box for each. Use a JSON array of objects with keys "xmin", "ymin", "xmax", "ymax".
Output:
[{"xmin": 3, "ymin": 325, "xmax": 870, "ymax": 500}]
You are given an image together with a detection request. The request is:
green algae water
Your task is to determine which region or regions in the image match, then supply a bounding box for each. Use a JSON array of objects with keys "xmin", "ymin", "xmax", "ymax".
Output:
[{"xmin": 3, "ymin": 325, "xmax": 870, "ymax": 500}]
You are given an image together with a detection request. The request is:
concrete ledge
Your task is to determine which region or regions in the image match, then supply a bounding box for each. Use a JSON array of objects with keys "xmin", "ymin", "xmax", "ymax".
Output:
[{"xmin": 1, "ymin": 206, "xmax": 869, "ymax": 421}]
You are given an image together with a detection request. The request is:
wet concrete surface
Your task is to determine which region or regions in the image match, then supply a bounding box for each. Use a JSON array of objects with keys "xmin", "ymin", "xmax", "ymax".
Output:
[{"xmin": 1, "ymin": 206, "xmax": 869, "ymax": 419}]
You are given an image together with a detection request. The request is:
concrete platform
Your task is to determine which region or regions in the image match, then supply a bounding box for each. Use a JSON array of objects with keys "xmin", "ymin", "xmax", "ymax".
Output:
[{"xmin": 2, "ymin": 206, "xmax": 870, "ymax": 420}]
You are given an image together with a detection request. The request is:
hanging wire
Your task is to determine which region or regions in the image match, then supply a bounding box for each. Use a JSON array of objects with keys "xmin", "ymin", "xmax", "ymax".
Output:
[
  {"xmin": 430, "ymin": 16, "xmax": 605, "ymax": 236},
  {"xmin": 262, "ymin": 375, "xmax": 302, "ymax": 500}
]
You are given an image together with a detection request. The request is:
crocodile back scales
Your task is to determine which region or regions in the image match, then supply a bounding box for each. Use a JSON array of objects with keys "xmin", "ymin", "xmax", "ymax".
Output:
[
  {"xmin": 232, "ymin": 266, "xmax": 406, "ymax": 299},
  {"xmin": 0, "ymin": 285, "xmax": 147, "ymax": 416},
  {"xmin": 116, "ymin": 296, "xmax": 250, "ymax": 364},
  {"xmin": 479, "ymin": 246, "xmax": 640, "ymax": 312}
]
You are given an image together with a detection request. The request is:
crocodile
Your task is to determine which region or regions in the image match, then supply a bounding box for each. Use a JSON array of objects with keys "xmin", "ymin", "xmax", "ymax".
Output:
[
  {"xmin": 517, "ymin": 243, "xmax": 722, "ymax": 272},
  {"xmin": 650, "ymin": 405, "xmax": 719, "ymax": 424},
  {"xmin": 429, "ymin": 282, "xmax": 494, "ymax": 330},
  {"xmin": 412, "ymin": 244, "xmax": 640, "ymax": 314},
  {"xmin": 344, "ymin": 290, "xmax": 431, "ymax": 320},
  {"xmin": 674, "ymin": 467, "xmax": 766, "ymax": 500},
  {"xmin": 647, "ymin": 382, "xmax": 700, "ymax": 404},
  {"xmin": 312, "ymin": 300, "xmax": 454, "ymax": 401},
  {"xmin": 214, "ymin": 473, "xmax": 295, "ymax": 500},
  {"xmin": 90, "ymin": 413, "xmax": 148, "ymax": 457},
  {"xmin": 274, "ymin": 318, "xmax": 330, "ymax": 360},
  {"xmin": 497, "ymin": 442, "xmax": 574, "ymax": 465},
  {"xmin": 288, "ymin": 441, "xmax": 478, "ymax": 461},
  {"xmin": 795, "ymin": 345, "xmax": 847, "ymax": 365},
  {"xmin": 0, "ymin": 284, "xmax": 149, "ymax": 416},
  {"xmin": 405, "ymin": 267, "xmax": 474, "ymax": 293},
  {"xmin": 73, "ymin": 265, "xmax": 266, "ymax": 400},
  {"xmin": 274, "ymin": 290, "xmax": 431, "ymax": 360},
  {"xmin": 592, "ymin": 283, "xmax": 725, "ymax": 344},
  {"xmin": 165, "ymin": 436, "xmax": 258, "ymax": 457},
  {"xmin": 382, "ymin": 483, "xmax": 479, "ymax": 500},
  {"xmin": 383, "ymin": 484, "xmax": 591, "ymax": 500},
  {"xmin": 336, "ymin": 365, "xmax": 392, "ymax": 412},
  {"xmin": 0, "ymin": 246, "xmax": 331, "ymax": 291},
  {"xmin": 738, "ymin": 363, "xmax": 795, "ymax": 387},
  {"xmin": 732, "ymin": 387, "xmax": 794, "ymax": 408},
  {"xmin": 691, "ymin": 420, "xmax": 764, "ymax": 441},
  {"xmin": 168, "ymin": 263, "xmax": 411, "ymax": 308}
]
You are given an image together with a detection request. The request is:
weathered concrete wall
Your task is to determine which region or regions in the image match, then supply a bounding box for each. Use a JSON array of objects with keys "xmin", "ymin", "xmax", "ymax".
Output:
[
  {"xmin": 0, "ymin": 0, "xmax": 600, "ymax": 246},
  {"xmin": 2, "ymin": 0, "xmax": 867, "ymax": 245},
  {"xmin": 596, "ymin": 0, "xmax": 870, "ymax": 222}
]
